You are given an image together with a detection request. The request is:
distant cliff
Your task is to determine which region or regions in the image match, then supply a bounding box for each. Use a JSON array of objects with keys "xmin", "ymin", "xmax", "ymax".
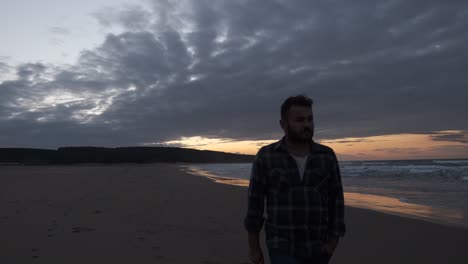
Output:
[{"xmin": 0, "ymin": 147, "xmax": 254, "ymax": 165}]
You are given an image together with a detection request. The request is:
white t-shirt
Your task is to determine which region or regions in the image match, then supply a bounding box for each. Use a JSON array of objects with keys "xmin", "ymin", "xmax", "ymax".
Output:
[{"xmin": 291, "ymin": 153, "xmax": 308, "ymax": 181}]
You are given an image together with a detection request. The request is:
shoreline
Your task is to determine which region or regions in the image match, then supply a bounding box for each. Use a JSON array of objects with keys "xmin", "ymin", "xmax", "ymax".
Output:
[{"xmin": 177, "ymin": 164, "xmax": 468, "ymax": 230}]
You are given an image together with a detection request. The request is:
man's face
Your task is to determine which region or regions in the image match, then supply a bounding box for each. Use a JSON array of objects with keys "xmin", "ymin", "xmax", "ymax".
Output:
[{"xmin": 281, "ymin": 105, "xmax": 314, "ymax": 143}]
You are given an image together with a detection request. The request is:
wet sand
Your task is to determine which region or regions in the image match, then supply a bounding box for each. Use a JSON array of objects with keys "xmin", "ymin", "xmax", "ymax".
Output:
[{"xmin": 1, "ymin": 164, "xmax": 467, "ymax": 263}]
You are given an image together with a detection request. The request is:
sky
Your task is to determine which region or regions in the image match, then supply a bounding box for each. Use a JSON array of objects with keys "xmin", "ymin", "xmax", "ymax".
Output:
[{"xmin": 1, "ymin": 0, "xmax": 467, "ymax": 160}]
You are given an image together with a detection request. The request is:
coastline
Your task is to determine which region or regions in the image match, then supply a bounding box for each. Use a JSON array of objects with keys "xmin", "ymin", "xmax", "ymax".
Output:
[
  {"xmin": 1, "ymin": 163, "xmax": 467, "ymax": 263},
  {"xmin": 178, "ymin": 164, "xmax": 468, "ymax": 230}
]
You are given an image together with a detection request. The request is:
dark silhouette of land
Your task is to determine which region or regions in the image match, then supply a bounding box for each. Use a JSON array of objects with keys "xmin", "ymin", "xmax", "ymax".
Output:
[{"xmin": 0, "ymin": 147, "xmax": 254, "ymax": 165}]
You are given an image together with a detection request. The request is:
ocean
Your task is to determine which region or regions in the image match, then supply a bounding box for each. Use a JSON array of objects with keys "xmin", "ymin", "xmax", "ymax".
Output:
[{"xmin": 178, "ymin": 159, "xmax": 468, "ymax": 229}]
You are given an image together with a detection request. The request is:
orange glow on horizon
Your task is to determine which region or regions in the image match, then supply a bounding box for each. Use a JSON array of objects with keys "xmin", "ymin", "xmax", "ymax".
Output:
[
  {"xmin": 321, "ymin": 131, "xmax": 467, "ymax": 160},
  {"xmin": 159, "ymin": 136, "xmax": 276, "ymax": 155},
  {"xmin": 157, "ymin": 131, "xmax": 468, "ymax": 160}
]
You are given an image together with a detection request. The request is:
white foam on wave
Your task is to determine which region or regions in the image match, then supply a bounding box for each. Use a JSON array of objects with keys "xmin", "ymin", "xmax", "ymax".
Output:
[
  {"xmin": 433, "ymin": 160, "xmax": 468, "ymax": 164},
  {"xmin": 339, "ymin": 162, "xmax": 468, "ymax": 179},
  {"xmin": 360, "ymin": 162, "xmax": 388, "ymax": 166},
  {"xmin": 409, "ymin": 167, "xmax": 438, "ymax": 173}
]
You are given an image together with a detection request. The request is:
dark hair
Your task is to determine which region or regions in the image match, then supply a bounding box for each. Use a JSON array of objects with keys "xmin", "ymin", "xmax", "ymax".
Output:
[{"xmin": 281, "ymin": 94, "xmax": 313, "ymax": 121}]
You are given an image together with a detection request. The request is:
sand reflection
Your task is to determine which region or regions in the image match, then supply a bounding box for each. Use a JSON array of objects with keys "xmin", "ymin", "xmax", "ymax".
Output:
[
  {"xmin": 179, "ymin": 165, "xmax": 467, "ymax": 228},
  {"xmin": 344, "ymin": 192, "xmax": 466, "ymax": 228},
  {"xmin": 179, "ymin": 166, "xmax": 250, "ymax": 187}
]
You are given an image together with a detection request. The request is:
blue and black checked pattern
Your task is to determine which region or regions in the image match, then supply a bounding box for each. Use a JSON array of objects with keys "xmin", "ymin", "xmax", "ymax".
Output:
[{"xmin": 244, "ymin": 136, "xmax": 346, "ymax": 257}]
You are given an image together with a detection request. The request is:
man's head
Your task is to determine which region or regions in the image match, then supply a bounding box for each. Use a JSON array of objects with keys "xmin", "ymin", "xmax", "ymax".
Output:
[{"xmin": 280, "ymin": 95, "xmax": 314, "ymax": 144}]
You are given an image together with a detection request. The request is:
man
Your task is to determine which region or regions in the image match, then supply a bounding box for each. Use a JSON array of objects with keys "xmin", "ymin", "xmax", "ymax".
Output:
[{"xmin": 244, "ymin": 95, "xmax": 346, "ymax": 264}]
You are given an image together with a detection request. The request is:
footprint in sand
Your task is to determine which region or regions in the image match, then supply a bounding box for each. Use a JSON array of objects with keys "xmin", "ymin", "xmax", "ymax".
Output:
[
  {"xmin": 72, "ymin": 226, "xmax": 96, "ymax": 233},
  {"xmin": 47, "ymin": 219, "xmax": 58, "ymax": 237},
  {"xmin": 32, "ymin": 248, "xmax": 40, "ymax": 259}
]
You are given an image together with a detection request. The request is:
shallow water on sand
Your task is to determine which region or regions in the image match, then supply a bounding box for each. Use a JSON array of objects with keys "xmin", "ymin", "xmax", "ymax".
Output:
[{"xmin": 178, "ymin": 159, "xmax": 468, "ymax": 229}]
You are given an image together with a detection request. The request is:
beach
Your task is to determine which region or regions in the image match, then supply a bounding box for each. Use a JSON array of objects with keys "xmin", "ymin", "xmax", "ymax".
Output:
[{"xmin": 1, "ymin": 164, "xmax": 467, "ymax": 263}]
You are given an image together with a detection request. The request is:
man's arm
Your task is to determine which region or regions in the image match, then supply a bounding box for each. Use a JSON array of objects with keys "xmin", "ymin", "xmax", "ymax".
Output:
[
  {"xmin": 327, "ymin": 150, "xmax": 346, "ymax": 240},
  {"xmin": 248, "ymin": 231, "xmax": 264, "ymax": 264},
  {"xmin": 244, "ymin": 148, "xmax": 267, "ymax": 233},
  {"xmin": 244, "ymin": 148, "xmax": 267, "ymax": 262}
]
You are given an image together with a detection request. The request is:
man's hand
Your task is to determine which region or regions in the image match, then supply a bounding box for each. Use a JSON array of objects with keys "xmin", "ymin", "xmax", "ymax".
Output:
[
  {"xmin": 249, "ymin": 246, "xmax": 264, "ymax": 264},
  {"xmin": 322, "ymin": 237, "xmax": 339, "ymax": 256},
  {"xmin": 247, "ymin": 232, "xmax": 264, "ymax": 264}
]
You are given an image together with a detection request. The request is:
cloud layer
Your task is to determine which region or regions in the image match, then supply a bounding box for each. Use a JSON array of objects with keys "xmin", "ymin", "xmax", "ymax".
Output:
[{"xmin": 1, "ymin": 0, "xmax": 468, "ymax": 148}]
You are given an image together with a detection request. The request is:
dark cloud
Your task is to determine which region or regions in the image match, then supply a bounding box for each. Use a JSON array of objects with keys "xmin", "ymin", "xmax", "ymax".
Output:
[
  {"xmin": 1, "ymin": 0, "xmax": 468, "ymax": 149},
  {"xmin": 431, "ymin": 130, "xmax": 468, "ymax": 143},
  {"xmin": 0, "ymin": 61, "xmax": 8, "ymax": 71},
  {"xmin": 0, "ymin": 61, "xmax": 11, "ymax": 78},
  {"xmin": 16, "ymin": 63, "xmax": 47, "ymax": 80}
]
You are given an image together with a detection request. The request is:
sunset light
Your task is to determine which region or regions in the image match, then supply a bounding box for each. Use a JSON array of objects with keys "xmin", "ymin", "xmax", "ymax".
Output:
[{"xmin": 158, "ymin": 131, "xmax": 468, "ymax": 160}]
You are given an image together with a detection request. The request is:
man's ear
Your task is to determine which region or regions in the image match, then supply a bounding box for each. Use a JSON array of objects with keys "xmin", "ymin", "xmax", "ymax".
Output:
[{"xmin": 280, "ymin": 119, "xmax": 286, "ymax": 131}]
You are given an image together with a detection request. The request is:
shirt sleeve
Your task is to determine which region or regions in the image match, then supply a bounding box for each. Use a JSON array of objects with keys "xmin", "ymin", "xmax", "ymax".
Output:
[
  {"xmin": 244, "ymin": 148, "xmax": 267, "ymax": 233},
  {"xmin": 327, "ymin": 150, "xmax": 346, "ymax": 239}
]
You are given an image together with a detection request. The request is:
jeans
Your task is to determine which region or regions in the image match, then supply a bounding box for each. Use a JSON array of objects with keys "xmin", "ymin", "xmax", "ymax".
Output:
[{"xmin": 267, "ymin": 242, "xmax": 331, "ymax": 264}]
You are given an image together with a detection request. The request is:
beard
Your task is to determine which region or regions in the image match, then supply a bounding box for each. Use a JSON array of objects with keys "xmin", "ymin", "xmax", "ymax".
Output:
[{"xmin": 286, "ymin": 122, "xmax": 313, "ymax": 144}]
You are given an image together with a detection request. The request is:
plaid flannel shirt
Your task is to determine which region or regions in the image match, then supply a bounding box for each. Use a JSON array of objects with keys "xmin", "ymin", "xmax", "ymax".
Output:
[{"xmin": 244, "ymin": 136, "xmax": 346, "ymax": 257}]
